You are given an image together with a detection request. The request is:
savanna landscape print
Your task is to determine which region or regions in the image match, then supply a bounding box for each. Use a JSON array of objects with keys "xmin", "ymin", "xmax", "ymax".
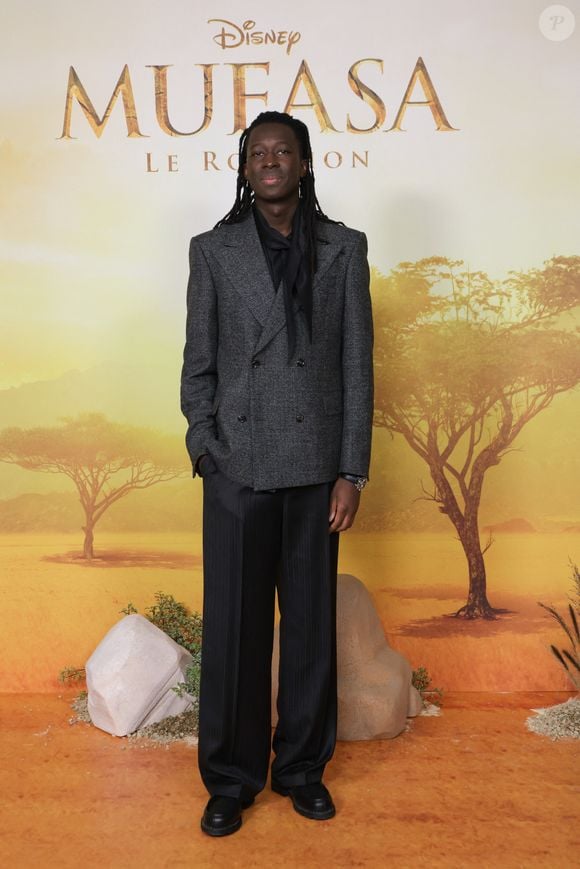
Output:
[
  {"xmin": 1, "ymin": 253, "xmax": 578, "ymax": 693},
  {"xmin": 1, "ymin": 0, "xmax": 578, "ymax": 695}
]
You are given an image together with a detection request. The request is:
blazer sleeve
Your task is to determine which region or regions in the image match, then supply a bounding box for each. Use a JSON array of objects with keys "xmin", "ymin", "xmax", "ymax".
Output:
[
  {"xmin": 339, "ymin": 232, "xmax": 374, "ymax": 478},
  {"xmin": 180, "ymin": 236, "xmax": 219, "ymax": 477}
]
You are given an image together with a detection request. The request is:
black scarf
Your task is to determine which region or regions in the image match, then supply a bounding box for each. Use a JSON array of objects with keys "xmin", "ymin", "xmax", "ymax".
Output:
[{"xmin": 253, "ymin": 203, "xmax": 312, "ymax": 361}]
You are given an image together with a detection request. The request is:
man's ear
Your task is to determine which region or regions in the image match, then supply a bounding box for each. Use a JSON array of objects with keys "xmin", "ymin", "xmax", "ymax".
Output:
[
  {"xmin": 242, "ymin": 162, "xmax": 248, "ymax": 180},
  {"xmin": 300, "ymin": 160, "xmax": 308, "ymax": 178}
]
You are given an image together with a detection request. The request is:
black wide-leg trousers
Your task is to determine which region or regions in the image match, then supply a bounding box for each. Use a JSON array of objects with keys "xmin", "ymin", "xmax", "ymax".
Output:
[{"xmin": 198, "ymin": 461, "xmax": 340, "ymax": 802}]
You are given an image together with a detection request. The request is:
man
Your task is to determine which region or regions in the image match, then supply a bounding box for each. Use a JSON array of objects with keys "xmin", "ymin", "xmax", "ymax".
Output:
[{"xmin": 180, "ymin": 111, "xmax": 373, "ymax": 837}]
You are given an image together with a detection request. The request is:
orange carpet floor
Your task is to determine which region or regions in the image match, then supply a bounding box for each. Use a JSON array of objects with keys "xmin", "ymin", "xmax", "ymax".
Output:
[{"xmin": 1, "ymin": 692, "xmax": 577, "ymax": 868}]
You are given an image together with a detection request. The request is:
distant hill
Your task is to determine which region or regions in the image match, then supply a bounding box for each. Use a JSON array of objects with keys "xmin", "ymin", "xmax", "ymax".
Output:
[
  {"xmin": 0, "ymin": 481, "xmax": 203, "ymax": 533},
  {"xmin": 0, "ymin": 361, "xmax": 183, "ymax": 432}
]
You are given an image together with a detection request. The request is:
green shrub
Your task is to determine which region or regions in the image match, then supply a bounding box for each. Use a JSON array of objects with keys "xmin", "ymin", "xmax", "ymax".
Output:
[
  {"xmin": 412, "ymin": 666, "xmax": 443, "ymax": 706},
  {"xmin": 139, "ymin": 592, "xmax": 202, "ymax": 657},
  {"xmin": 58, "ymin": 666, "xmax": 86, "ymax": 684}
]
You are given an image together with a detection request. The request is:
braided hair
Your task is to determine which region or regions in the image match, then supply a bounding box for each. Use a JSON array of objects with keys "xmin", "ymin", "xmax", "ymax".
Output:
[{"xmin": 215, "ymin": 111, "xmax": 340, "ymax": 272}]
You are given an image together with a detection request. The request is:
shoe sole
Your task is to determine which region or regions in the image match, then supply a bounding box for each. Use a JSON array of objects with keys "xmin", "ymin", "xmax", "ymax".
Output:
[
  {"xmin": 271, "ymin": 782, "xmax": 336, "ymax": 820},
  {"xmin": 200, "ymin": 816, "xmax": 242, "ymax": 836},
  {"xmin": 200, "ymin": 797, "xmax": 254, "ymax": 837}
]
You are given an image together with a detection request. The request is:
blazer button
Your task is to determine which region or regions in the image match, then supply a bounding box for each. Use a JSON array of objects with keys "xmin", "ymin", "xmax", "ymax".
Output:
[
  {"xmin": 251, "ymin": 358, "xmax": 261, "ymax": 368},
  {"xmin": 237, "ymin": 414, "xmax": 247, "ymax": 422},
  {"xmin": 296, "ymin": 414, "xmax": 304, "ymax": 422},
  {"xmin": 295, "ymin": 358, "xmax": 305, "ymax": 367}
]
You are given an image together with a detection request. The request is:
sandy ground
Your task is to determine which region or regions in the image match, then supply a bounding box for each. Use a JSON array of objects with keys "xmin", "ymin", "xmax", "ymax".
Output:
[{"xmin": 0, "ymin": 690, "xmax": 577, "ymax": 869}]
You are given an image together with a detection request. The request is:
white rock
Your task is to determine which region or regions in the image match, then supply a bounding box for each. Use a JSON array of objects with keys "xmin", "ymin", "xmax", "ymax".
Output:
[
  {"xmin": 86, "ymin": 614, "xmax": 193, "ymax": 737},
  {"xmin": 272, "ymin": 574, "xmax": 422, "ymax": 740}
]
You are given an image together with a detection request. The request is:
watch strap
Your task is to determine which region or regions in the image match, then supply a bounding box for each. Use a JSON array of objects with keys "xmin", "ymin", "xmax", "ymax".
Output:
[{"xmin": 339, "ymin": 473, "xmax": 368, "ymax": 492}]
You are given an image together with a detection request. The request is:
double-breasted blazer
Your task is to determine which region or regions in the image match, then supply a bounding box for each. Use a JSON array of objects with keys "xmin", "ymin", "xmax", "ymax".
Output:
[{"xmin": 180, "ymin": 210, "xmax": 373, "ymax": 491}]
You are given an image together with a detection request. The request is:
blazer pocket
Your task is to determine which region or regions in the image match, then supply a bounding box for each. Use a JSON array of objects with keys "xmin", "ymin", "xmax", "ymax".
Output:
[
  {"xmin": 198, "ymin": 454, "xmax": 218, "ymax": 477},
  {"xmin": 323, "ymin": 393, "xmax": 343, "ymax": 416}
]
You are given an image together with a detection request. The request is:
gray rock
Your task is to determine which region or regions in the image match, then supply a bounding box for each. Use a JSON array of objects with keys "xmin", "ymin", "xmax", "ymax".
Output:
[
  {"xmin": 86, "ymin": 614, "xmax": 193, "ymax": 737},
  {"xmin": 272, "ymin": 574, "xmax": 422, "ymax": 740}
]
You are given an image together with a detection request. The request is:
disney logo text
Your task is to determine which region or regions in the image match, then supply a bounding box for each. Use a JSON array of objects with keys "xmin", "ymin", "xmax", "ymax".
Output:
[{"xmin": 208, "ymin": 19, "xmax": 301, "ymax": 55}]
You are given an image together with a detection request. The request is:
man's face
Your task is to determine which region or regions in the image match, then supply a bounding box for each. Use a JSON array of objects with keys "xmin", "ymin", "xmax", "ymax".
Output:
[{"xmin": 243, "ymin": 122, "xmax": 308, "ymax": 207}]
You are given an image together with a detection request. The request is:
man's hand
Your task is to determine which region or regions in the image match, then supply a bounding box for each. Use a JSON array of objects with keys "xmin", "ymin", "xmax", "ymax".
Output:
[{"xmin": 328, "ymin": 477, "xmax": 361, "ymax": 533}]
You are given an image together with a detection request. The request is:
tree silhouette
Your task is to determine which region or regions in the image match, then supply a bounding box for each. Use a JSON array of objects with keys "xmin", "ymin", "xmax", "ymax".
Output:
[
  {"xmin": 373, "ymin": 255, "xmax": 580, "ymax": 618},
  {"xmin": 0, "ymin": 413, "xmax": 187, "ymax": 559}
]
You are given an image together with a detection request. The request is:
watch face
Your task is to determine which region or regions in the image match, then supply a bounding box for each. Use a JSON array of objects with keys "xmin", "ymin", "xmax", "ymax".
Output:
[{"xmin": 340, "ymin": 473, "xmax": 368, "ymax": 491}]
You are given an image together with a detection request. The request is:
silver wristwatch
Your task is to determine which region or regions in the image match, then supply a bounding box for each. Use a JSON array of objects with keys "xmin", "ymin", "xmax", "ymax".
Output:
[{"xmin": 339, "ymin": 473, "xmax": 368, "ymax": 492}]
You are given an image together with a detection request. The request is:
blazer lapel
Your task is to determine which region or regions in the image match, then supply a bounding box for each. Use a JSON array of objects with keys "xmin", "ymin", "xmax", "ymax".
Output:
[
  {"xmin": 214, "ymin": 213, "xmax": 344, "ymax": 357},
  {"xmin": 215, "ymin": 215, "xmax": 277, "ymax": 328},
  {"xmin": 254, "ymin": 229, "xmax": 344, "ymax": 355},
  {"xmin": 313, "ymin": 232, "xmax": 345, "ymax": 289}
]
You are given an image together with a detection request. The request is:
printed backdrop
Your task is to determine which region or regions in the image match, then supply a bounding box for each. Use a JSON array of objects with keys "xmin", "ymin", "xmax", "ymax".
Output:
[{"xmin": 1, "ymin": 0, "xmax": 579, "ymax": 692}]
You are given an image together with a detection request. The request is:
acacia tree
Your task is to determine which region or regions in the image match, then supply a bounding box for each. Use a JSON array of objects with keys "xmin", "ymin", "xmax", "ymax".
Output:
[
  {"xmin": 373, "ymin": 255, "xmax": 580, "ymax": 618},
  {"xmin": 0, "ymin": 413, "xmax": 187, "ymax": 559}
]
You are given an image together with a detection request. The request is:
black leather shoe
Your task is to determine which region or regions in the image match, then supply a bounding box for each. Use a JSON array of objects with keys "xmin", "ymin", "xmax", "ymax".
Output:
[
  {"xmin": 271, "ymin": 781, "xmax": 336, "ymax": 820},
  {"xmin": 200, "ymin": 794, "xmax": 254, "ymax": 837}
]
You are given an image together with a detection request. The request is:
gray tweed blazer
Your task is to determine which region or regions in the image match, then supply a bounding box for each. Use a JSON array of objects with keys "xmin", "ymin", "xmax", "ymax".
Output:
[{"xmin": 180, "ymin": 211, "xmax": 373, "ymax": 491}]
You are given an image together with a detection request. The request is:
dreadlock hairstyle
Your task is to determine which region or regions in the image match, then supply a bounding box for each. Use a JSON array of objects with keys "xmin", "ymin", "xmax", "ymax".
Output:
[{"xmin": 214, "ymin": 111, "xmax": 341, "ymax": 274}]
